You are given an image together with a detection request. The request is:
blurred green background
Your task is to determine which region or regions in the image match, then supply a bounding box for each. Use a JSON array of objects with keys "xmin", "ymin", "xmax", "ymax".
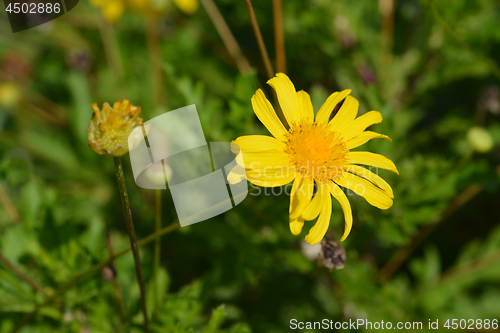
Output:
[{"xmin": 1, "ymin": 0, "xmax": 500, "ymax": 332}]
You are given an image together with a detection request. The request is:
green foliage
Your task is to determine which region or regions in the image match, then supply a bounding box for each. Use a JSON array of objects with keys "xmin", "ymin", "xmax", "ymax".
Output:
[{"xmin": 1, "ymin": 0, "xmax": 500, "ymax": 332}]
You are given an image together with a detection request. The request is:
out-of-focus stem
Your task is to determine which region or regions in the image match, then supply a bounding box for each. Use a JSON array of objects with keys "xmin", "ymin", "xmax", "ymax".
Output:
[
  {"xmin": 96, "ymin": 15, "xmax": 124, "ymax": 79},
  {"xmin": 273, "ymin": 0, "xmax": 286, "ymax": 73},
  {"xmin": 112, "ymin": 157, "xmax": 149, "ymax": 333},
  {"xmin": 153, "ymin": 189, "xmax": 162, "ymax": 308},
  {"xmin": 244, "ymin": 0, "xmax": 288, "ymax": 126},
  {"xmin": 0, "ymin": 182, "xmax": 20, "ymax": 224},
  {"xmin": 439, "ymin": 248, "xmax": 500, "ymax": 285},
  {"xmin": 146, "ymin": 17, "xmax": 167, "ymax": 107},
  {"xmin": 378, "ymin": 183, "xmax": 484, "ymax": 281},
  {"xmin": 0, "ymin": 252, "xmax": 49, "ymax": 298},
  {"xmin": 10, "ymin": 222, "xmax": 180, "ymax": 333},
  {"xmin": 379, "ymin": 0, "xmax": 394, "ymax": 84},
  {"xmin": 244, "ymin": 0, "xmax": 274, "ymax": 79},
  {"xmin": 200, "ymin": 0, "xmax": 251, "ymax": 74},
  {"xmin": 106, "ymin": 234, "xmax": 125, "ymax": 324}
]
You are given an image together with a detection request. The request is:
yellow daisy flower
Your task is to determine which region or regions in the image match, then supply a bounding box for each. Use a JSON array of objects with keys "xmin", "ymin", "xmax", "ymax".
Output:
[{"xmin": 228, "ymin": 73, "xmax": 398, "ymax": 245}]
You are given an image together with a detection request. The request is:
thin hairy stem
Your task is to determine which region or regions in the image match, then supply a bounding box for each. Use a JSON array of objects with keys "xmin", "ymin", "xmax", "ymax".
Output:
[
  {"xmin": 379, "ymin": 0, "xmax": 395, "ymax": 84},
  {"xmin": 10, "ymin": 222, "xmax": 180, "ymax": 332},
  {"xmin": 378, "ymin": 183, "xmax": 484, "ymax": 281},
  {"xmin": 439, "ymin": 249, "xmax": 500, "ymax": 285},
  {"xmin": 96, "ymin": 15, "xmax": 124, "ymax": 79},
  {"xmin": 153, "ymin": 189, "xmax": 162, "ymax": 308},
  {"xmin": 146, "ymin": 17, "xmax": 167, "ymax": 107},
  {"xmin": 0, "ymin": 182, "xmax": 20, "ymax": 224},
  {"xmin": 244, "ymin": 0, "xmax": 274, "ymax": 79},
  {"xmin": 112, "ymin": 157, "xmax": 149, "ymax": 333},
  {"xmin": 106, "ymin": 234, "xmax": 125, "ymax": 324},
  {"xmin": 0, "ymin": 252, "xmax": 49, "ymax": 298},
  {"xmin": 273, "ymin": 0, "xmax": 286, "ymax": 73},
  {"xmin": 200, "ymin": 0, "xmax": 251, "ymax": 74}
]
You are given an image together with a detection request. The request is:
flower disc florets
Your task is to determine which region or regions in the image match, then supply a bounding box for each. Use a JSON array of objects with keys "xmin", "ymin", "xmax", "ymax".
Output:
[{"xmin": 284, "ymin": 120, "xmax": 349, "ymax": 182}]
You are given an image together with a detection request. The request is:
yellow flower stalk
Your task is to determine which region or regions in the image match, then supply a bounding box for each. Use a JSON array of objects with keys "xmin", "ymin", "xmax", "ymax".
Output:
[
  {"xmin": 87, "ymin": 100, "xmax": 143, "ymax": 157},
  {"xmin": 229, "ymin": 73, "xmax": 398, "ymax": 245}
]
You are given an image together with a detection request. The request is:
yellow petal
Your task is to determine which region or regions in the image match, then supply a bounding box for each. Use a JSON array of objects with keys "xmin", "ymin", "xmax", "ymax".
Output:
[
  {"xmin": 297, "ymin": 90, "xmax": 314, "ymax": 123},
  {"xmin": 328, "ymin": 182, "xmax": 353, "ymax": 242},
  {"xmin": 334, "ymin": 173, "xmax": 393, "ymax": 210},
  {"xmin": 267, "ymin": 73, "xmax": 300, "ymax": 125},
  {"xmin": 246, "ymin": 169, "xmax": 295, "ymax": 187},
  {"xmin": 289, "ymin": 176, "xmax": 300, "ymax": 210},
  {"xmin": 172, "ymin": 0, "xmax": 199, "ymax": 14},
  {"xmin": 348, "ymin": 151, "xmax": 399, "ymax": 174},
  {"xmin": 290, "ymin": 217, "xmax": 304, "ymax": 235},
  {"xmin": 289, "ymin": 176, "xmax": 314, "ymax": 219},
  {"xmin": 345, "ymin": 131, "xmax": 392, "ymax": 150},
  {"xmin": 329, "ymin": 95, "xmax": 359, "ymax": 133},
  {"xmin": 341, "ymin": 111, "xmax": 383, "ymax": 141},
  {"xmin": 239, "ymin": 149, "xmax": 291, "ymax": 169},
  {"xmin": 344, "ymin": 165, "xmax": 394, "ymax": 198},
  {"xmin": 227, "ymin": 165, "xmax": 246, "ymax": 184},
  {"xmin": 251, "ymin": 89, "xmax": 287, "ymax": 140},
  {"xmin": 302, "ymin": 180, "xmax": 325, "ymax": 221},
  {"xmin": 305, "ymin": 185, "xmax": 332, "ymax": 245},
  {"xmin": 232, "ymin": 135, "xmax": 286, "ymax": 153},
  {"xmin": 315, "ymin": 89, "xmax": 352, "ymax": 124}
]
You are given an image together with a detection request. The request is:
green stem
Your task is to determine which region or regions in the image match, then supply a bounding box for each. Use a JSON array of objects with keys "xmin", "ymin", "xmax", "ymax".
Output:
[
  {"xmin": 153, "ymin": 189, "xmax": 162, "ymax": 308},
  {"xmin": 0, "ymin": 252, "xmax": 49, "ymax": 299},
  {"xmin": 439, "ymin": 248, "xmax": 500, "ymax": 285},
  {"xmin": 106, "ymin": 234, "xmax": 125, "ymax": 324},
  {"xmin": 96, "ymin": 14, "xmax": 125, "ymax": 80},
  {"xmin": 10, "ymin": 222, "xmax": 180, "ymax": 333},
  {"xmin": 0, "ymin": 182, "xmax": 21, "ymax": 224},
  {"xmin": 380, "ymin": 0, "xmax": 395, "ymax": 86},
  {"xmin": 112, "ymin": 156, "xmax": 149, "ymax": 333},
  {"xmin": 378, "ymin": 183, "xmax": 484, "ymax": 281},
  {"xmin": 146, "ymin": 17, "xmax": 167, "ymax": 108}
]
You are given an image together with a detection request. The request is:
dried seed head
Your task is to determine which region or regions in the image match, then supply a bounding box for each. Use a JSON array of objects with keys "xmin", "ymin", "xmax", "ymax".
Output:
[{"xmin": 319, "ymin": 239, "xmax": 347, "ymax": 271}]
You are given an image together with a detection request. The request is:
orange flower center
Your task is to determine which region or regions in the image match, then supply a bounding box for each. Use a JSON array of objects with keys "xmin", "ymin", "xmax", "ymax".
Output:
[{"xmin": 284, "ymin": 120, "xmax": 349, "ymax": 182}]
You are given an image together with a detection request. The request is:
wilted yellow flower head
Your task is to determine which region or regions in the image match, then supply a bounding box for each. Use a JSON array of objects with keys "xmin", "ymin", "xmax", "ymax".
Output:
[{"xmin": 87, "ymin": 100, "xmax": 143, "ymax": 157}]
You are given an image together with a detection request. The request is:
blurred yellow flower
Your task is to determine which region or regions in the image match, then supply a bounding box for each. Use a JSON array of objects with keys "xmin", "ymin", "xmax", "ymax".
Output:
[
  {"xmin": 90, "ymin": 0, "xmax": 198, "ymax": 22},
  {"xmin": 0, "ymin": 82, "xmax": 21, "ymax": 108},
  {"xmin": 228, "ymin": 73, "xmax": 398, "ymax": 245},
  {"xmin": 171, "ymin": 0, "xmax": 198, "ymax": 15},
  {"xmin": 89, "ymin": 0, "xmax": 125, "ymax": 23},
  {"xmin": 87, "ymin": 100, "xmax": 143, "ymax": 157}
]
